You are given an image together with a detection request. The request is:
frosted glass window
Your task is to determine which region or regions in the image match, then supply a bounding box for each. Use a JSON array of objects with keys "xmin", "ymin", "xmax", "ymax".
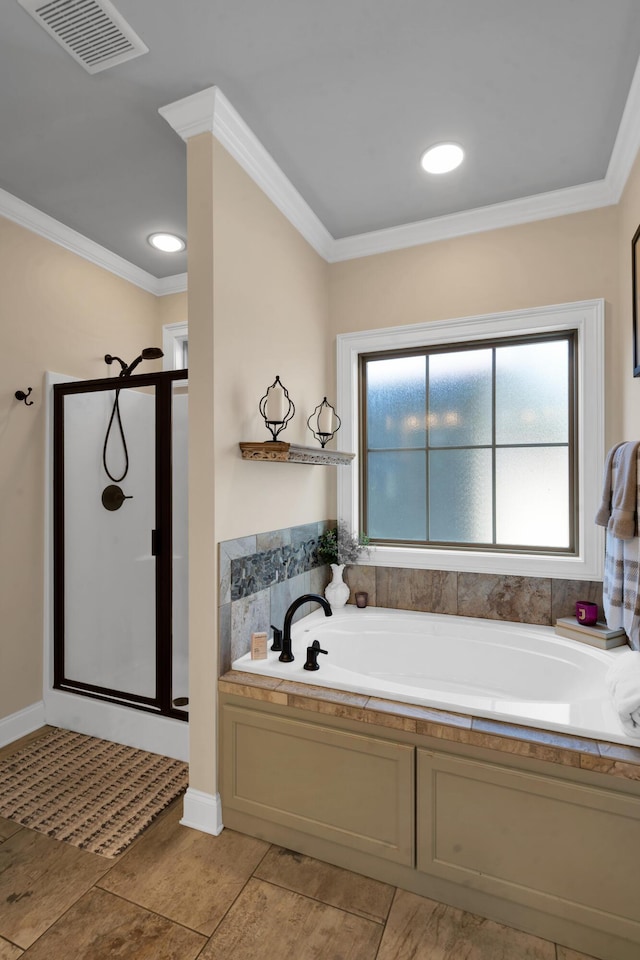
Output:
[
  {"xmin": 496, "ymin": 340, "xmax": 569, "ymax": 444},
  {"xmin": 429, "ymin": 349, "xmax": 492, "ymax": 447},
  {"xmin": 429, "ymin": 449, "xmax": 493, "ymax": 542},
  {"xmin": 361, "ymin": 331, "xmax": 574, "ymax": 554},
  {"xmin": 496, "ymin": 447, "xmax": 570, "ymax": 548},
  {"xmin": 366, "ymin": 356, "xmax": 426, "ymax": 449},
  {"xmin": 368, "ymin": 451, "xmax": 426, "ymax": 540}
]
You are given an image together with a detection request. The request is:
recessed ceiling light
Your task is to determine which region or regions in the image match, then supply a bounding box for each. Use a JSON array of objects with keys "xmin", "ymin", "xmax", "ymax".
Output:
[
  {"xmin": 147, "ymin": 232, "xmax": 186, "ymax": 253},
  {"xmin": 420, "ymin": 143, "xmax": 464, "ymax": 175}
]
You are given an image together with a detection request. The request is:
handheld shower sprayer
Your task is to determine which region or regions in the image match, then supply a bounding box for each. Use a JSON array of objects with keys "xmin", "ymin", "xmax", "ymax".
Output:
[
  {"xmin": 102, "ymin": 346, "xmax": 165, "ymax": 483},
  {"xmin": 104, "ymin": 346, "xmax": 164, "ymax": 378},
  {"xmin": 125, "ymin": 346, "xmax": 164, "ymax": 376}
]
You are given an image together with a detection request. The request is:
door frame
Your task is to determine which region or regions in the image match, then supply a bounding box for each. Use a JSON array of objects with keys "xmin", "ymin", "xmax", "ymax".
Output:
[{"xmin": 53, "ymin": 368, "xmax": 188, "ymax": 720}]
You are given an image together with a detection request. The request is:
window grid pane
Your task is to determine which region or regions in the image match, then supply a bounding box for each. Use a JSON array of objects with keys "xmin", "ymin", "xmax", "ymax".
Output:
[
  {"xmin": 429, "ymin": 448, "xmax": 493, "ymax": 543},
  {"xmin": 367, "ymin": 450, "xmax": 427, "ymax": 541},
  {"xmin": 428, "ymin": 348, "xmax": 493, "ymax": 447},
  {"xmin": 362, "ymin": 334, "xmax": 573, "ymax": 553},
  {"xmin": 496, "ymin": 446, "xmax": 570, "ymax": 548},
  {"xmin": 495, "ymin": 340, "xmax": 569, "ymax": 445}
]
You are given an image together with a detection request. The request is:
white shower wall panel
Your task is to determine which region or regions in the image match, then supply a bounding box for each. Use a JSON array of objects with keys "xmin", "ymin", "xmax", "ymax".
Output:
[{"xmin": 63, "ymin": 387, "xmax": 156, "ymax": 697}]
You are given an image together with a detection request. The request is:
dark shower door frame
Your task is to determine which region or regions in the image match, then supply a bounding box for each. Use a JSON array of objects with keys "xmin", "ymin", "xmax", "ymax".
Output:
[{"xmin": 53, "ymin": 368, "xmax": 188, "ymax": 721}]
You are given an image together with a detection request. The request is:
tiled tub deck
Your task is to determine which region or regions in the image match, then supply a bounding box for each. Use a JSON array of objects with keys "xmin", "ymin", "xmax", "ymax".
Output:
[{"xmin": 219, "ymin": 669, "xmax": 640, "ymax": 781}]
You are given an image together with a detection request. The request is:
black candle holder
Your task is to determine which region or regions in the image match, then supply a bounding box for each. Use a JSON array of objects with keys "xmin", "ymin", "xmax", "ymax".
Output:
[
  {"xmin": 259, "ymin": 375, "xmax": 295, "ymax": 441},
  {"xmin": 307, "ymin": 397, "xmax": 341, "ymax": 448}
]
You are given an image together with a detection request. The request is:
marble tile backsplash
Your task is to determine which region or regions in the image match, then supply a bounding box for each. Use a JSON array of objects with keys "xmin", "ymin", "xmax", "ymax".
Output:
[
  {"xmin": 218, "ymin": 521, "xmax": 332, "ymax": 674},
  {"xmin": 219, "ymin": 522, "xmax": 604, "ymax": 675}
]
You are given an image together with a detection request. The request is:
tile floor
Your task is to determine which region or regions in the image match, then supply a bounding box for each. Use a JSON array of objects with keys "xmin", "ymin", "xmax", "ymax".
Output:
[{"xmin": 0, "ymin": 730, "xmax": 600, "ymax": 959}]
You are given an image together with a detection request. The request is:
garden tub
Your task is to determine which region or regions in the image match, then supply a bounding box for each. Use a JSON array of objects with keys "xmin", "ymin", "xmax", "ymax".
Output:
[{"xmin": 232, "ymin": 605, "xmax": 634, "ymax": 746}]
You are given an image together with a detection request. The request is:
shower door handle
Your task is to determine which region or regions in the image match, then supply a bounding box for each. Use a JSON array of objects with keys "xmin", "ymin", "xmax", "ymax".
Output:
[{"xmin": 151, "ymin": 529, "xmax": 160, "ymax": 556}]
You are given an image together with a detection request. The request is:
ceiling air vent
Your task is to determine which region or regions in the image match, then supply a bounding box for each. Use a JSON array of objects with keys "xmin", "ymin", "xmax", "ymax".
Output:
[{"xmin": 17, "ymin": 0, "xmax": 148, "ymax": 74}]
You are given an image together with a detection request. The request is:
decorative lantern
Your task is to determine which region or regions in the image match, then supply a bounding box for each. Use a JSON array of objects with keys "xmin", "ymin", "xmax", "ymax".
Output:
[
  {"xmin": 259, "ymin": 375, "xmax": 295, "ymax": 441},
  {"xmin": 307, "ymin": 397, "xmax": 341, "ymax": 448}
]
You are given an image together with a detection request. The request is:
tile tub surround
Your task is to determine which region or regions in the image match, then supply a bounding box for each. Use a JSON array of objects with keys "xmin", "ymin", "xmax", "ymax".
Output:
[
  {"xmin": 219, "ymin": 525, "xmax": 604, "ymax": 672},
  {"xmin": 344, "ymin": 566, "xmax": 603, "ymax": 626},
  {"xmin": 218, "ymin": 522, "xmax": 333, "ymax": 674}
]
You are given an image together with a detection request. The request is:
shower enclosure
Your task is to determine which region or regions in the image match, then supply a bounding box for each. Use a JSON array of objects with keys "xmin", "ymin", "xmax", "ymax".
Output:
[{"xmin": 50, "ymin": 367, "xmax": 188, "ymax": 756}]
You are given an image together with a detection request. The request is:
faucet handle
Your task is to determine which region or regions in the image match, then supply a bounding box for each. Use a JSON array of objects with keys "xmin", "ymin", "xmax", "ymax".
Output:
[
  {"xmin": 303, "ymin": 639, "xmax": 328, "ymax": 671},
  {"xmin": 270, "ymin": 625, "xmax": 283, "ymax": 652}
]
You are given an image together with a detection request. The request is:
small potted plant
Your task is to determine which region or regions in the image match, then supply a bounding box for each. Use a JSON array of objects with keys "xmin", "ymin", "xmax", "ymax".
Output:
[{"xmin": 318, "ymin": 521, "xmax": 370, "ymax": 608}]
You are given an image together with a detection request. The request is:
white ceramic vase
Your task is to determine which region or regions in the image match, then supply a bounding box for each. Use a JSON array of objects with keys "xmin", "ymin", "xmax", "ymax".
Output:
[{"xmin": 325, "ymin": 562, "xmax": 350, "ymax": 609}]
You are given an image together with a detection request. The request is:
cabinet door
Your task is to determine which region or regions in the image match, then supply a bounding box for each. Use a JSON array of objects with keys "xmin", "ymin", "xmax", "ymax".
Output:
[
  {"xmin": 222, "ymin": 704, "xmax": 415, "ymax": 865},
  {"xmin": 417, "ymin": 749, "xmax": 640, "ymax": 943}
]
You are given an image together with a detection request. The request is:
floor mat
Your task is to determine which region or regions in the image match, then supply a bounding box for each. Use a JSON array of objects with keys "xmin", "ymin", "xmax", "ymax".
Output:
[{"xmin": 0, "ymin": 728, "xmax": 188, "ymax": 857}]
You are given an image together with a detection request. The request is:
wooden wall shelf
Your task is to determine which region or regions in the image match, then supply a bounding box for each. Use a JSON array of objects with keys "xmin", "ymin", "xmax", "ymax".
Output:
[{"xmin": 239, "ymin": 441, "xmax": 355, "ymax": 466}]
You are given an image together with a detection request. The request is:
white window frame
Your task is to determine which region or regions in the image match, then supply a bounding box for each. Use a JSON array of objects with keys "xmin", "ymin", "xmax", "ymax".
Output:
[
  {"xmin": 163, "ymin": 320, "xmax": 188, "ymax": 371},
  {"xmin": 336, "ymin": 299, "xmax": 605, "ymax": 581}
]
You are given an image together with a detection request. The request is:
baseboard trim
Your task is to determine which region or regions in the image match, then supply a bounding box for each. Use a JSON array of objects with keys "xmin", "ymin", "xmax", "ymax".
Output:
[
  {"xmin": 180, "ymin": 787, "xmax": 224, "ymax": 836},
  {"xmin": 43, "ymin": 689, "xmax": 189, "ymax": 762},
  {"xmin": 0, "ymin": 701, "xmax": 46, "ymax": 748}
]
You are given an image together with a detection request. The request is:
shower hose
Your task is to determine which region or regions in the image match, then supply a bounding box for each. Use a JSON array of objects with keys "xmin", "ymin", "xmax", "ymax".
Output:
[{"xmin": 102, "ymin": 388, "xmax": 129, "ymax": 482}]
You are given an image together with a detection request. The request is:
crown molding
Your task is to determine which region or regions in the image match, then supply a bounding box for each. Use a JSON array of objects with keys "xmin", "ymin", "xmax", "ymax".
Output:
[
  {"xmin": 331, "ymin": 56, "xmax": 640, "ymax": 262},
  {"xmin": 604, "ymin": 54, "xmax": 640, "ymax": 202},
  {"xmin": 155, "ymin": 272, "xmax": 187, "ymax": 295},
  {"xmin": 5, "ymin": 64, "xmax": 640, "ymax": 293},
  {"xmin": 159, "ymin": 86, "xmax": 334, "ymax": 260},
  {"xmin": 158, "ymin": 86, "xmax": 219, "ymax": 140},
  {"xmin": 329, "ymin": 178, "xmax": 615, "ymax": 262},
  {"xmin": 159, "ymin": 82, "xmax": 640, "ymax": 266},
  {"xmin": 0, "ymin": 187, "xmax": 185, "ymax": 296}
]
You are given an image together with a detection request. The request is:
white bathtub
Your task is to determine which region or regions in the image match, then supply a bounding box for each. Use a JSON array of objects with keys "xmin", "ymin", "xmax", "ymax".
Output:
[{"xmin": 231, "ymin": 605, "xmax": 635, "ymax": 746}]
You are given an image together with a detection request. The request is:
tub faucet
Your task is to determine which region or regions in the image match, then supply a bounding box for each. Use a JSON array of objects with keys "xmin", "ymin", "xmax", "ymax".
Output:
[{"xmin": 279, "ymin": 593, "xmax": 332, "ymax": 663}]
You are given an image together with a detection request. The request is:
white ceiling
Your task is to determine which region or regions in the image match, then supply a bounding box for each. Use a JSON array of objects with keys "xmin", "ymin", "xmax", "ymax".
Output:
[{"xmin": 2, "ymin": 0, "xmax": 640, "ymax": 283}]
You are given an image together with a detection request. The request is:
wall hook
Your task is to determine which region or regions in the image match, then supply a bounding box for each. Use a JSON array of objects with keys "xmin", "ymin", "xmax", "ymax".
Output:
[{"xmin": 15, "ymin": 388, "xmax": 34, "ymax": 406}]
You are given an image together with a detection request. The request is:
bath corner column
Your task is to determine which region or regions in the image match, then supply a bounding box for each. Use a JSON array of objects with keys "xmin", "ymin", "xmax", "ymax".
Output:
[{"xmin": 160, "ymin": 89, "xmax": 222, "ymax": 835}]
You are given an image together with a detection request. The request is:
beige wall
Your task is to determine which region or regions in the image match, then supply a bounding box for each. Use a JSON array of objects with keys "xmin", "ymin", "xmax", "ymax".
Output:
[
  {"xmin": 0, "ymin": 216, "xmax": 165, "ymax": 722},
  {"xmin": 6, "ymin": 124, "xmax": 640, "ymax": 814},
  {"xmin": 212, "ymin": 140, "xmax": 331, "ymax": 542},
  {"xmin": 185, "ymin": 132, "xmax": 217, "ymax": 797},
  {"xmin": 328, "ymin": 206, "xmax": 621, "ymax": 446},
  {"xmin": 617, "ymin": 149, "xmax": 640, "ymax": 439},
  {"xmin": 157, "ymin": 290, "xmax": 187, "ymax": 329},
  {"xmin": 186, "ymin": 135, "xmax": 331, "ymax": 796}
]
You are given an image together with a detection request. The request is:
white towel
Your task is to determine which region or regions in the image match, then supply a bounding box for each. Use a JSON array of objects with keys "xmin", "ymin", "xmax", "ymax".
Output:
[{"xmin": 606, "ymin": 650, "xmax": 640, "ymax": 736}]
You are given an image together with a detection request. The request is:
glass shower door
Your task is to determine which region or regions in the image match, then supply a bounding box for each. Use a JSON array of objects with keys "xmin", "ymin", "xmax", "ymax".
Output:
[{"xmin": 55, "ymin": 379, "xmax": 159, "ymax": 710}]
